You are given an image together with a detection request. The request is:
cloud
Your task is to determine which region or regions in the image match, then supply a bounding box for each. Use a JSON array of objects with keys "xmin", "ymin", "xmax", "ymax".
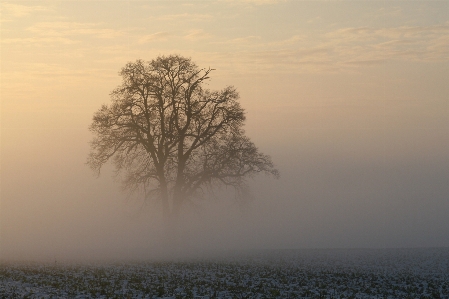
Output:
[
  {"xmin": 195, "ymin": 22, "xmax": 449, "ymax": 76},
  {"xmin": 5, "ymin": 62, "xmax": 97, "ymax": 80},
  {"xmin": 307, "ymin": 16, "xmax": 323, "ymax": 24},
  {"xmin": 193, "ymin": 21, "xmax": 449, "ymax": 76},
  {"xmin": 375, "ymin": 6, "xmax": 403, "ymax": 19},
  {"xmin": 27, "ymin": 22, "xmax": 123, "ymax": 39},
  {"xmin": 375, "ymin": 39, "xmax": 414, "ymax": 47},
  {"xmin": 267, "ymin": 34, "xmax": 308, "ymax": 47},
  {"xmin": 324, "ymin": 23, "xmax": 449, "ymax": 64},
  {"xmin": 156, "ymin": 13, "xmax": 212, "ymax": 21},
  {"xmin": 3, "ymin": 22, "xmax": 124, "ymax": 47},
  {"xmin": 138, "ymin": 32, "xmax": 172, "ymax": 44},
  {"xmin": 222, "ymin": 0, "xmax": 286, "ymax": 5},
  {"xmin": 214, "ymin": 34, "xmax": 307, "ymax": 48},
  {"xmin": 184, "ymin": 29, "xmax": 212, "ymax": 41},
  {"xmin": 214, "ymin": 35, "xmax": 261, "ymax": 45},
  {"xmin": 199, "ymin": 48, "xmax": 338, "ymax": 75},
  {"xmin": 242, "ymin": 0, "xmax": 285, "ymax": 4},
  {"xmin": 325, "ymin": 27, "xmax": 377, "ymax": 42},
  {"xmin": 343, "ymin": 59, "xmax": 387, "ymax": 67},
  {"xmin": 1, "ymin": 37, "xmax": 77, "ymax": 45},
  {"xmin": 426, "ymin": 35, "xmax": 449, "ymax": 59},
  {"xmin": 328, "ymin": 24, "xmax": 449, "ymax": 41},
  {"xmin": 0, "ymin": 3, "xmax": 49, "ymax": 17}
]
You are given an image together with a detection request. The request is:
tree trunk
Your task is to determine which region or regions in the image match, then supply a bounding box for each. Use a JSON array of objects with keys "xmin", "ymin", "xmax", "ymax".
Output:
[
  {"xmin": 172, "ymin": 143, "xmax": 186, "ymax": 218},
  {"xmin": 159, "ymin": 178, "xmax": 170, "ymax": 220},
  {"xmin": 172, "ymin": 189, "xmax": 183, "ymax": 219}
]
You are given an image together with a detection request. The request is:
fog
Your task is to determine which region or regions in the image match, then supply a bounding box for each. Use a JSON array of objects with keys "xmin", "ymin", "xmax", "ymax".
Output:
[
  {"xmin": 2, "ymin": 69, "xmax": 448, "ymax": 262},
  {"xmin": 1, "ymin": 1, "xmax": 449, "ymax": 262}
]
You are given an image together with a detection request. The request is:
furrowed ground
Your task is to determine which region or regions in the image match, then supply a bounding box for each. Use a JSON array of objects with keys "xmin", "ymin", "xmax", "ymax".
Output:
[{"xmin": 1, "ymin": 248, "xmax": 448, "ymax": 299}]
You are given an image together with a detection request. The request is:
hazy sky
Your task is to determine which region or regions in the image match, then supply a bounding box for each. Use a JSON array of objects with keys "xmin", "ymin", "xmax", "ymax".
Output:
[{"xmin": 1, "ymin": 0, "xmax": 448, "ymax": 261}]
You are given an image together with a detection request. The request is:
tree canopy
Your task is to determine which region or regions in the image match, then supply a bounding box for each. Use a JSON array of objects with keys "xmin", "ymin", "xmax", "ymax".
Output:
[{"xmin": 88, "ymin": 55, "xmax": 278, "ymax": 218}]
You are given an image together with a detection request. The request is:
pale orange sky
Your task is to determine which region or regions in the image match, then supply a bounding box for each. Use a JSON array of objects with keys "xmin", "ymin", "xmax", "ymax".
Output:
[{"xmin": 1, "ymin": 1, "xmax": 449, "ymax": 261}]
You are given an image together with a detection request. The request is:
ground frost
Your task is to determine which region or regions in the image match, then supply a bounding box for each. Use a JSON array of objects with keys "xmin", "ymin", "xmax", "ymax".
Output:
[{"xmin": 1, "ymin": 248, "xmax": 448, "ymax": 298}]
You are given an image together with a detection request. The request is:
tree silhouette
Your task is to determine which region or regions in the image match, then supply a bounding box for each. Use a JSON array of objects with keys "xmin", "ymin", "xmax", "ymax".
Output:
[{"xmin": 88, "ymin": 55, "xmax": 278, "ymax": 218}]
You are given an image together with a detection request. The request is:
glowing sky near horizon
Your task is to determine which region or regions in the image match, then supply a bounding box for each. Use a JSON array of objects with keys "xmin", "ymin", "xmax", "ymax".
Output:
[{"xmin": 1, "ymin": 1, "xmax": 449, "ymax": 261}]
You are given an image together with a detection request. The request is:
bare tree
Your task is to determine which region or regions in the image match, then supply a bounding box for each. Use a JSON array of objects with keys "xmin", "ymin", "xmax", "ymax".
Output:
[{"xmin": 88, "ymin": 55, "xmax": 278, "ymax": 219}]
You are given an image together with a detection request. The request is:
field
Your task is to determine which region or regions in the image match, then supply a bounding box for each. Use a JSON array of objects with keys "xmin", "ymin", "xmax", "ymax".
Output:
[{"xmin": 1, "ymin": 248, "xmax": 448, "ymax": 298}]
